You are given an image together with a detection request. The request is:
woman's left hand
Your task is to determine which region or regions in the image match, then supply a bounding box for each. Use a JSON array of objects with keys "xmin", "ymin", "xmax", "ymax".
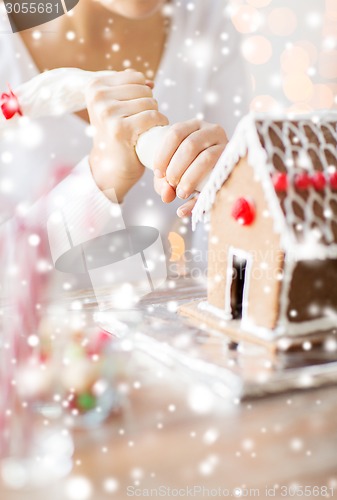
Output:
[{"xmin": 152, "ymin": 119, "xmax": 228, "ymax": 217}]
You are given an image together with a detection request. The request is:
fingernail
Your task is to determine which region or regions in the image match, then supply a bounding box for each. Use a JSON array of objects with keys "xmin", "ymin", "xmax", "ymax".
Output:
[
  {"xmin": 154, "ymin": 169, "xmax": 164, "ymax": 179},
  {"xmin": 177, "ymin": 207, "xmax": 187, "ymax": 217},
  {"xmin": 176, "ymin": 187, "xmax": 187, "ymax": 199}
]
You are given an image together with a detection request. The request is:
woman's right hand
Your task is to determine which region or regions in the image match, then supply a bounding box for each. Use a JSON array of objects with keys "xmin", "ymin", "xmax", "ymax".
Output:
[{"xmin": 86, "ymin": 70, "xmax": 168, "ymax": 202}]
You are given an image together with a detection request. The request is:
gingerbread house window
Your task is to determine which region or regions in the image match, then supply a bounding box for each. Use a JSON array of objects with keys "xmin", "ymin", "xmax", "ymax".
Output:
[{"xmin": 231, "ymin": 255, "xmax": 247, "ymax": 319}]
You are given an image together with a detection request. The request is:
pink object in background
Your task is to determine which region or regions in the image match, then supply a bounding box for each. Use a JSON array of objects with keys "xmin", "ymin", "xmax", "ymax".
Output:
[
  {"xmin": 0, "ymin": 215, "xmax": 49, "ymax": 457},
  {"xmin": 0, "ymin": 86, "xmax": 22, "ymax": 120}
]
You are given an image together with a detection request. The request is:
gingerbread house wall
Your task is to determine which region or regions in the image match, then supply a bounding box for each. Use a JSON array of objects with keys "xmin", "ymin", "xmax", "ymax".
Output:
[
  {"xmin": 287, "ymin": 259, "xmax": 337, "ymax": 323},
  {"xmin": 208, "ymin": 155, "xmax": 284, "ymax": 331}
]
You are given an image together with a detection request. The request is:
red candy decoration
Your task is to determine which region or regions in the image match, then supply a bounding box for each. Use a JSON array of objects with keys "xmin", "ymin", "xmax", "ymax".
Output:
[
  {"xmin": 0, "ymin": 86, "xmax": 22, "ymax": 120},
  {"xmin": 294, "ymin": 173, "xmax": 312, "ymax": 190},
  {"xmin": 329, "ymin": 172, "xmax": 337, "ymax": 190},
  {"xmin": 86, "ymin": 329, "xmax": 112, "ymax": 357},
  {"xmin": 231, "ymin": 197, "xmax": 255, "ymax": 226},
  {"xmin": 272, "ymin": 172, "xmax": 288, "ymax": 192},
  {"xmin": 311, "ymin": 172, "xmax": 326, "ymax": 191}
]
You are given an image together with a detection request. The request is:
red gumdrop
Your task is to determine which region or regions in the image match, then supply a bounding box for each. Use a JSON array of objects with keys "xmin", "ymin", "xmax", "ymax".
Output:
[
  {"xmin": 294, "ymin": 173, "xmax": 312, "ymax": 190},
  {"xmin": 272, "ymin": 172, "xmax": 288, "ymax": 192},
  {"xmin": 0, "ymin": 88, "xmax": 22, "ymax": 120},
  {"xmin": 231, "ymin": 197, "xmax": 255, "ymax": 226},
  {"xmin": 329, "ymin": 172, "xmax": 337, "ymax": 190},
  {"xmin": 311, "ymin": 172, "xmax": 326, "ymax": 191}
]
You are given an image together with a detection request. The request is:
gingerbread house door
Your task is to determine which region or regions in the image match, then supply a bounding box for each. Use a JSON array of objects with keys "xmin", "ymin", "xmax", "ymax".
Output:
[{"xmin": 224, "ymin": 248, "xmax": 252, "ymax": 321}]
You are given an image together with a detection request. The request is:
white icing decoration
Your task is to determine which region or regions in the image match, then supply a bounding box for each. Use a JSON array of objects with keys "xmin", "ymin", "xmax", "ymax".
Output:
[
  {"xmin": 274, "ymin": 255, "xmax": 295, "ymax": 334},
  {"xmin": 198, "ymin": 300, "xmax": 232, "ymax": 321},
  {"xmin": 199, "ymin": 300, "xmax": 337, "ymax": 339},
  {"xmin": 255, "ymin": 116, "xmax": 337, "ymax": 248},
  {"xmin": 243, "ymin": 316, "xmax": 337, "ymax": 337}
]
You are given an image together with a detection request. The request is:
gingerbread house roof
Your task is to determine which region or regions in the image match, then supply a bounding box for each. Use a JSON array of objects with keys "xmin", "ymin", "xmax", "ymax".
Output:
[{"xmin": 192, "ymin": 112, "xmax": 337, "ymax": 259}]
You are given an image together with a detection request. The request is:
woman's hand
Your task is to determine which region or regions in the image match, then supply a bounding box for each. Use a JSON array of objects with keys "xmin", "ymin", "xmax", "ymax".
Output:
[
  {"xmin": 87, "ymin": 70, "xmax": 168, "ymax": 202},
  {"xmin": 152, "ymin": 119, "xmax": 227, "ymax": 217}
]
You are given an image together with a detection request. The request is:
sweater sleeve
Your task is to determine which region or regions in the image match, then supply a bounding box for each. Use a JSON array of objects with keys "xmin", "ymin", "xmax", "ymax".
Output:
[{"xmin": 44, "ymin": 156, "xmax": 125, "ymax": 271}]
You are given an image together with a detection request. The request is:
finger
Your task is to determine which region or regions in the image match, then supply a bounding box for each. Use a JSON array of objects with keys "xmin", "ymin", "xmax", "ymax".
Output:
[
  {"xmin": 102, "ymin": 70, "xmax": 147, "ymax": 86},
  {"xmin": 153, "ymin": 119, "xmax": 201, "ymax": 179},
  {"xmin": 166, "ymin": 127, "xmax": 224, "ymax": 189},
  {"xmin": 99, "ymin": 84, "xmax": 153, "ymax": 101},
  {"xmin": 89, "ymin": 70, "xmax": 147, "ymax": 90},
  {"xmin": 154, "ymin": 177, "xmax": 177, "ymax": 203},
  {"xmin": 160, "ymin": 180, "xmax": 176, "ymax": 203},
  {"xmin": 177, "ymin": 196, "xmax": 199, "ymax": 218},
  {"xmin": 176, "ymin": 144, "xmax": 225, "ymax": 199},
  {"xmin": 125, "ymin": 110, "xmax": 169, "ymax": 143},
  {"xmin": 153, "ymin": 176, "xmax": 166, "ymax": 196},
  {"xmin": 100, "ymin": 97, "xmax": 158, "ymax": 121}
]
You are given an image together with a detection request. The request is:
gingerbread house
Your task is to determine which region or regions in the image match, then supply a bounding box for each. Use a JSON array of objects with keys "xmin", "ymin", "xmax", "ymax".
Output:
[{"xmin": 188, "ymin": 113, "xmax": 337, "ymax": 345}]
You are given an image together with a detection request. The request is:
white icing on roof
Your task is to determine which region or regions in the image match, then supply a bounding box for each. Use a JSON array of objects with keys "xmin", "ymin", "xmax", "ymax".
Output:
[{"xmin": 192, "ymin": 111, "xmax": 337, "ymax": 258}]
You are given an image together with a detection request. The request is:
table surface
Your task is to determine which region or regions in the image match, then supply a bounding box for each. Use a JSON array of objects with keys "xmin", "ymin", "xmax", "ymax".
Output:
[{"xmin": 1, "ymin": 278, "xmax": 337, "ymax": 500}]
